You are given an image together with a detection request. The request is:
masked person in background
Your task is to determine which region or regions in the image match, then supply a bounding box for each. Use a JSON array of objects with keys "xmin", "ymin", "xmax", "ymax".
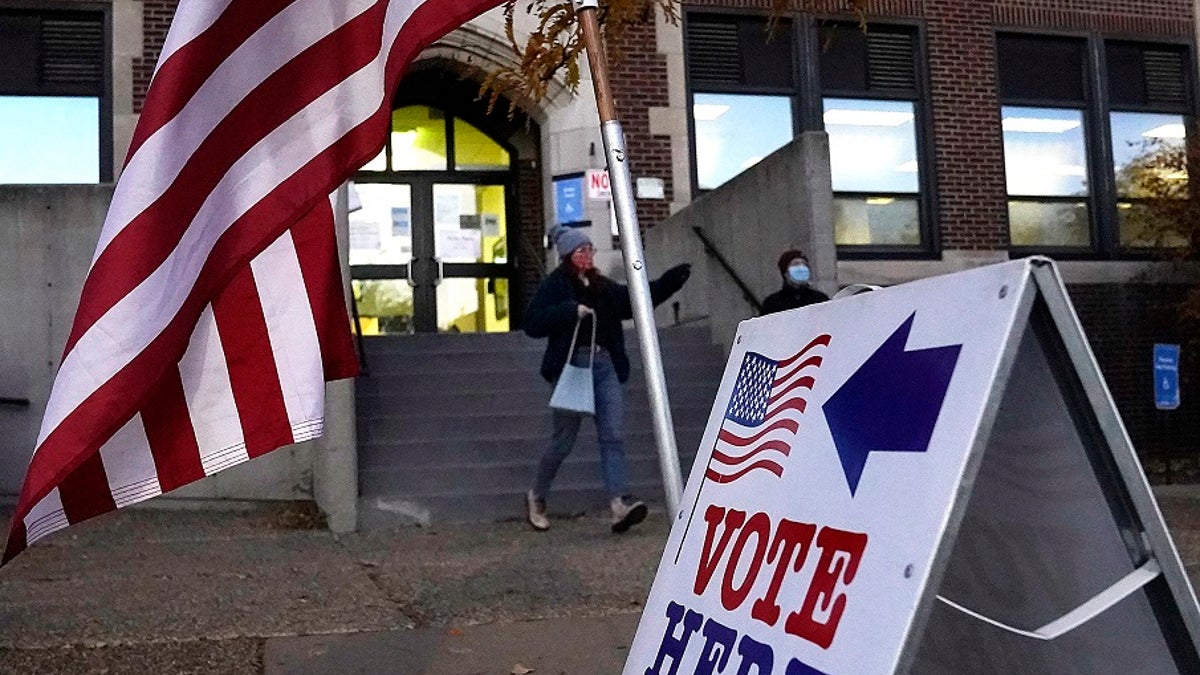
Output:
[
  {"xmin": 761, "ymin": 249, "xmax": 829, "ymax": 316},
  {"xmin": 524, "ymin": 225, "xmax": 692, "ymax": 533}
]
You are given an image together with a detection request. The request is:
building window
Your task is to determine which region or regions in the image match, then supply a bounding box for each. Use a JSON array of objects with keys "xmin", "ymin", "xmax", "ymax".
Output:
[
  {"xmin": 998, "ymin": 35, "xmax": 1193, "ymax": 256},
  {"xmin": 1107, "ymin": 43, "xmax": 1191, "ymax": 249},
  {"xmin": 684, "ymin": 15, "xmax": 931, "ymax": 253},
  {"xmin": 820, "ymin": 24, "xmax": 926, "ymax": 249},
  {"xmin": 686, "ymin": 15, "xmax": 795, "ymax": 192},
  {"xmin": 693, "ymin": 93, "xmax": 793, "ymax": 190},
  {"xmin": 0, "ymin": 8, "xmax": 109, "ymax": 184}
]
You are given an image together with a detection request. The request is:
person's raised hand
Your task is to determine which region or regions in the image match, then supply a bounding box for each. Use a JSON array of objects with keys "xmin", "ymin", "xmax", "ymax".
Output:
[{"xmin": 663, "ymin": 263, "xmax": 692, "ymax": 288}]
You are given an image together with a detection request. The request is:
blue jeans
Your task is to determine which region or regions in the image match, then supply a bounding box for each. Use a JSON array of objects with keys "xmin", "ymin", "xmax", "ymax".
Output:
[{"xmin": 533, "ymin": 347, "xmax": 628, "ymax": 501}]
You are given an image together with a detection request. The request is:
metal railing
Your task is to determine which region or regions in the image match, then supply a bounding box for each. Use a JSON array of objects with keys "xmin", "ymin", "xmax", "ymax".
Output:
[
  {"xmin": 690, "ymin": 226, "xmax": 763, "ymax": 314},
  {"xmin": 1, "ymin": 397, "xmax": 30, "ymax": 408}
]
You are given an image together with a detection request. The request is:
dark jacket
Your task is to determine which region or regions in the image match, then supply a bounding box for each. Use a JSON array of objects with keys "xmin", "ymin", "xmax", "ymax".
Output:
[
  {"xmin": 760, "ymin": 284, "xmax": 829, "ymax": 316},
  {"xmin": 525, "ymin": 264, "xmax": 690, "ymax": 383}
]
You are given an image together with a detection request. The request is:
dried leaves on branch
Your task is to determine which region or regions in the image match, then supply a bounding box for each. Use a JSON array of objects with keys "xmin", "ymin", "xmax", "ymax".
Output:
[{"xmin": 480, "ymin": 0, "xmax": 869, "ymax": 113}]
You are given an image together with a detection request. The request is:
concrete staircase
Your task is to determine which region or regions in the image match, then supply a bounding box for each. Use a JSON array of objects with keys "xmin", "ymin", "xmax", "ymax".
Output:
[{"xmin": 355, "ymin": 325, "xmax": 726, "ymax": 527}]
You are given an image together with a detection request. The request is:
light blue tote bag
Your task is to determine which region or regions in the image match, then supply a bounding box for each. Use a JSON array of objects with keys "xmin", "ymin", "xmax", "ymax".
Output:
[{"xmin": 549, "ymin": 316, "xmax": 595, "ymax": 416}]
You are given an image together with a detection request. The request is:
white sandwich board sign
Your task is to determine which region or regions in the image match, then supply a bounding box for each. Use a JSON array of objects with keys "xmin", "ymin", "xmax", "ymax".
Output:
[{"xmin": 625, "ymin": 257, "xmax": 1200, "ymax": 674}]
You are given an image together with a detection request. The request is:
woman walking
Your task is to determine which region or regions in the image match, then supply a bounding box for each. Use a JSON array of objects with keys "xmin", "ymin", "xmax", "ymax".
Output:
[{"xmin": 524, "ymin": 226, "xmax": 691, "ymax": 533}]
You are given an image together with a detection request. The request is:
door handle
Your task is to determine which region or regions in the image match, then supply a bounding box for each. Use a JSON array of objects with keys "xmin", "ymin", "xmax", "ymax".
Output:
[
  {"xmin": 405, "ymin": 262, "xmax": 416, "ymax": 287},
  {"xmin": 433, "ymin": 256, "xmax": 443, "ymax": 286}
]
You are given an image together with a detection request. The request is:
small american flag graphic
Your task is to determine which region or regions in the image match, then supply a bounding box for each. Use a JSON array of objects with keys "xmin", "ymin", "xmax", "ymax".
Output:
[{"xmin": 705, "ymin": 334, "xmax": 832, "ymax": 484}]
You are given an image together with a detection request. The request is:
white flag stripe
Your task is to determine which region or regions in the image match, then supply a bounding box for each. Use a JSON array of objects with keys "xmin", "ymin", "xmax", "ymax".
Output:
[
  {"xmin": 98, "ymin": 414, "xmax": 163, "ymax": 508},
  {"xmin": 37, "ymin": 38, "xmax": 407, "ymax": 447},
  {"xmin": 719, "ymin": 414, "xmax": 804, "ymax": 442},
  {"xmin": 178, "ymin": 306, "xmax": 249, "ymax": 476},
  {"xmin": 23, "ymin": 488, "xmax": 67, "ymax": 546},
  {"xmin": 156, "ymin": 0, "xmax": 237, "ymax": 68},
  {"xmin": 95, "ymin": 0, "xmax": 379, "ymax": 262},
  {"xmin": 251, "ymin": 231, "xmax": 325, "ymax": 428}
]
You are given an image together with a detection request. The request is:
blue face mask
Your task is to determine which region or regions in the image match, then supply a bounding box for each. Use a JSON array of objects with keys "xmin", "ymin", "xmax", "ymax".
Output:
[{"xmin": 787, "ymin": 263, "xmax": 811, "ymax": 285}]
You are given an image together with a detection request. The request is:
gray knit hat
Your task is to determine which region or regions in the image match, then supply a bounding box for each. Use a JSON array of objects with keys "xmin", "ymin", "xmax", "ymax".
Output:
[{"xmin": 550, "ymin": 225, "xmax": 592, "ymax": 258}]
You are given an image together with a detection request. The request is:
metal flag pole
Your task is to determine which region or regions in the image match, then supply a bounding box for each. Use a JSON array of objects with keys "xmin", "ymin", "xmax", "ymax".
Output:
[{"xmin": 575, "ymin": 0, "xmax": 683, "ymax": 515}]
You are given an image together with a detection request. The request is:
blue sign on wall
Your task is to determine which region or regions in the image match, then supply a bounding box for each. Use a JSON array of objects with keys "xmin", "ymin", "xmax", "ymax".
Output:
[
  {"xmin": 1154, "ymin": 343, "xmax": 1180, "ymax": 410},
  {"xmin": 553, "ymin": 174, "xmax": 586, "ymax": 226}
]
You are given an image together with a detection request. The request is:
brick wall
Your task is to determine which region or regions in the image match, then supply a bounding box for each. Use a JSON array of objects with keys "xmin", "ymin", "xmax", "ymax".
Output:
[
  {"xmin": 609, "ymin": 22, "xmax": 673, "ymax": 230},
  {"xmin": 132, "ymin": 0, "xmax": 178, "ymax": 112},
  {"xmin": 669, "ymin": 0, "xmax": 1196, "ymax": 249},
  {"xmin": 516, "ymin": 158, "xmax": 545, "ymax": 316},
  {"xmin": 1069, "ymin": 284, "xmax": 1200, "ymax": 480}
]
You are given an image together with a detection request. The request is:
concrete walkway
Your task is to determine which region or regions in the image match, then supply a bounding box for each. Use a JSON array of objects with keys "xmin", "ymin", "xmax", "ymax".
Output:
[
  {"xmin": 0, "ymin": 502, "xmax": 667, "ymax": 674},
  {"xmin": 2, "ymin": 491, "xmax": 1200, "ymax": 674}
]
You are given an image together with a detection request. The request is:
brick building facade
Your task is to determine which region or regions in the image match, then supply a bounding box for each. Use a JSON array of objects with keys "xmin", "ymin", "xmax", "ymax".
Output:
[{"xmin": 9, "ymin": 0, "xmax": 1198, "ymax": 474}]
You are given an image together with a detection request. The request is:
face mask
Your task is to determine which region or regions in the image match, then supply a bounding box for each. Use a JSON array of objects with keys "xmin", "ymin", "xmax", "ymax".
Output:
[{"xmin": 787, "ymin": 263, "xmax": 811, "ymax": 285}]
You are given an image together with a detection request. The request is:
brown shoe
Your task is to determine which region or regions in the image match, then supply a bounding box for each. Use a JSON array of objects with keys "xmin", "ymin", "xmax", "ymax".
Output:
[
  {"xmin": 526, "ymin": 490, "xmax": 550, "ymax": 531},
  {"xmin": 610, "ymin": 496, "xmax": 647, "ymax": 533}
]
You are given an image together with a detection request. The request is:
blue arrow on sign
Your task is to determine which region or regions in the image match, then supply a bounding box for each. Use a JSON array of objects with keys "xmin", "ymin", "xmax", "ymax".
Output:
[{"xmin": 823, "ymin": 313, "xmax": 962, "ymax": 496}]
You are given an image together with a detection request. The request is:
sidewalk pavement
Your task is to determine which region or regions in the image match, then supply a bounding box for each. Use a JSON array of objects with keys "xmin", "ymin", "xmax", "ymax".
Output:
[
  {"xmin": 2, "ymin": 490, "xmax": 1200, "ymax": 675},
  {"xmin": 0, "ymin": 501, "xmax": 668, "ymax": 675}
]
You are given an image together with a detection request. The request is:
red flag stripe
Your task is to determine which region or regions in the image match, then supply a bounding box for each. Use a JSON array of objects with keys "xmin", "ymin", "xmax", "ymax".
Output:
[
  {"xmin": 39, "ymin": 52, "xmax": 393, "ymax": 448},
  {"xmin": 178, "ymin": 306, "xmax": 251, "ymax": 476},
  {"xmin": 126, "ymin": 0, "xmax": 300, "ymax": 160},
  {"xmin": 773, "ymin": 356, "xmax": 823, "ymax": 388},
  {"xmin": 14, "ymin": 126, "xmax": 373, "ymax": 539},
  {"xmin": 141, "ymin": 371, "xmax": 207, "ymax": 492},
  {"xmin": 716, "ymin": 418, "xmax": 799, "ymax": 447},
  {"xmin": 5, "ymin": 0, "xmax": 504, "ymax": 563},
  {"xmin": 58, "ymin": 453, "xmax": 117, "ymax": 527},
  {"xmin": 776, "ymin": 334, "xmax": 832, "ymax": 369},
  {"xmin": 710, "ymin": 440, "xmax": 792, "ymax": 467},
  {"xmin": 100, "ymin": 0, "xmax": 382, "ymax": 258},
  {"xmin": 293, "ymin": 199, "xmax": 359, "ymax": 380},
  {"xmin": 212, "ymin": 264, "xmax": 295, "ymax": 459},
  {"xmin": 764, "ymin": 398, "xmax": 808, "ymax": 421},
  {"xmin": 69, "ymin": 1, "xmax": 389, "ymax": 356},
  {"xmin": 705, "ymin": 460, "xmax": 785, "ymax": 484},
  {"xmin": 766, "ymin": 376, "xmax": 815, "ymax": 407}
]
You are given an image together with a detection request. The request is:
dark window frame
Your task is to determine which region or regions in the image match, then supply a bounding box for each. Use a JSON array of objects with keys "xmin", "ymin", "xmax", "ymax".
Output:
[
  {"xmin": 997, "ymin": 29, "xmax": 1198, "ymax": 260},
  {"xmin": 0, "ymin": 0, "xmax": 112, "ymax": 183},
  {"xmin": 814, "ymin": 18, "xmax": 939, "ymax": 259},
  {"xmin": 682, "ymin": 11, "xmax": 938, "ymax": 259}
]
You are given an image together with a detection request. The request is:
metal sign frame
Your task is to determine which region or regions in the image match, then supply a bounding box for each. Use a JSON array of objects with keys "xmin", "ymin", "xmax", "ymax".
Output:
[{"xmin": 895, "ymin": 257, "xmax": 1200, "ymax": 672}]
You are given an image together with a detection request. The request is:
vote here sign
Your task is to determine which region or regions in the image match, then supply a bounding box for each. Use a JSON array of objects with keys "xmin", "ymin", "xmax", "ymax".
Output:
[{"xmin": 625, "ymin": 261, "xmax": 1036, "ymax": 675}]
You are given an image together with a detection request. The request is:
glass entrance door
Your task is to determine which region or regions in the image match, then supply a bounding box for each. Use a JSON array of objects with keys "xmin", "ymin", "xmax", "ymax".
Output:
[
  {"xmin": 432, "ymin": 183, "xmax": 511, "ymax": 333},
  {"xmin": 349, "ymin": 183, "xmax": 415, "ymax": 334},
  {"xmin": 350, "ymin": 179, "xmax": 514, "ymax": 334},
  {"xmin": 349, "ymin": 103, "xmax": 518, "ymax": 334}
]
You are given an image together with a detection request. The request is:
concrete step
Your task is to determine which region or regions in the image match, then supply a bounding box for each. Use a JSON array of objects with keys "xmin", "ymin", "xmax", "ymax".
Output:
[
  {"xmin": 360, "ymin": 451, "xmax": 701, "ymax": 499},
  {"xmin": 355, "ymin": 382, "xmax": 721, "ymax": 417},
  {"xmin": 352, "ymin": 366, "xmax": 722, "ymax": 396},
  {"xmin": 357, "ymin": 407, "xmax": 713, "ymax": 445},
  {"xmin": 360, "ymin": 348, "xmax": 726, "ymax": 376},
  {"xmin": 359, "ymin": 326, "xmax": 721, "ymax": 358},
  {"xmin": 358, "ymin": 426, "xmax": 708, "ymax": 471},
  {"xmin": 358, "ymin": 475, "xmax": 687, "ymax": 527}
]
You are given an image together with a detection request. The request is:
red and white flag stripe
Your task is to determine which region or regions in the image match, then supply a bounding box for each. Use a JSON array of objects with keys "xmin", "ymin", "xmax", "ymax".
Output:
[{"xmin": 4, "ymin": 0, "xmax": 504, "ymax": 564}]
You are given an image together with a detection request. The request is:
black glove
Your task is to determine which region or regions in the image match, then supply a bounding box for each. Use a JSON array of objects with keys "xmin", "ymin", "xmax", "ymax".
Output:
[{"xmin": 661, "ymin": 263, "xmax": 692, "ymax": 290}]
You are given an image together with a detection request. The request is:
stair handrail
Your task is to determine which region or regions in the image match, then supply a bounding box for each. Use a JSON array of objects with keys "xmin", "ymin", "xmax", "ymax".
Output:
[
  {"xmin": 1, "ymin": 396, "xmax": 30, "ymax": 407},
  {"xmin": 690, "ymin": 226, "xmax": 763, "ymax": 314}
]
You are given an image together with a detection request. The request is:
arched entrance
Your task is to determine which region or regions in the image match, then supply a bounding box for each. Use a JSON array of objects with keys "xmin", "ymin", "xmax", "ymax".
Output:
[{"xmin": 349, "ymin": 68, "xmax": 540, "ymax": 334}]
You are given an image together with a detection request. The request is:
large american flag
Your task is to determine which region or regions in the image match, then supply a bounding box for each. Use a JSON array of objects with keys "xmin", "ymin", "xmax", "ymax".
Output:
[
  {"xmin": 704, "ymin": 334, "xmax": 832, "ymax": 484},
  {"xmin": 3, "ymin": 0, "xmax": 504, "ymax": 564}
]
